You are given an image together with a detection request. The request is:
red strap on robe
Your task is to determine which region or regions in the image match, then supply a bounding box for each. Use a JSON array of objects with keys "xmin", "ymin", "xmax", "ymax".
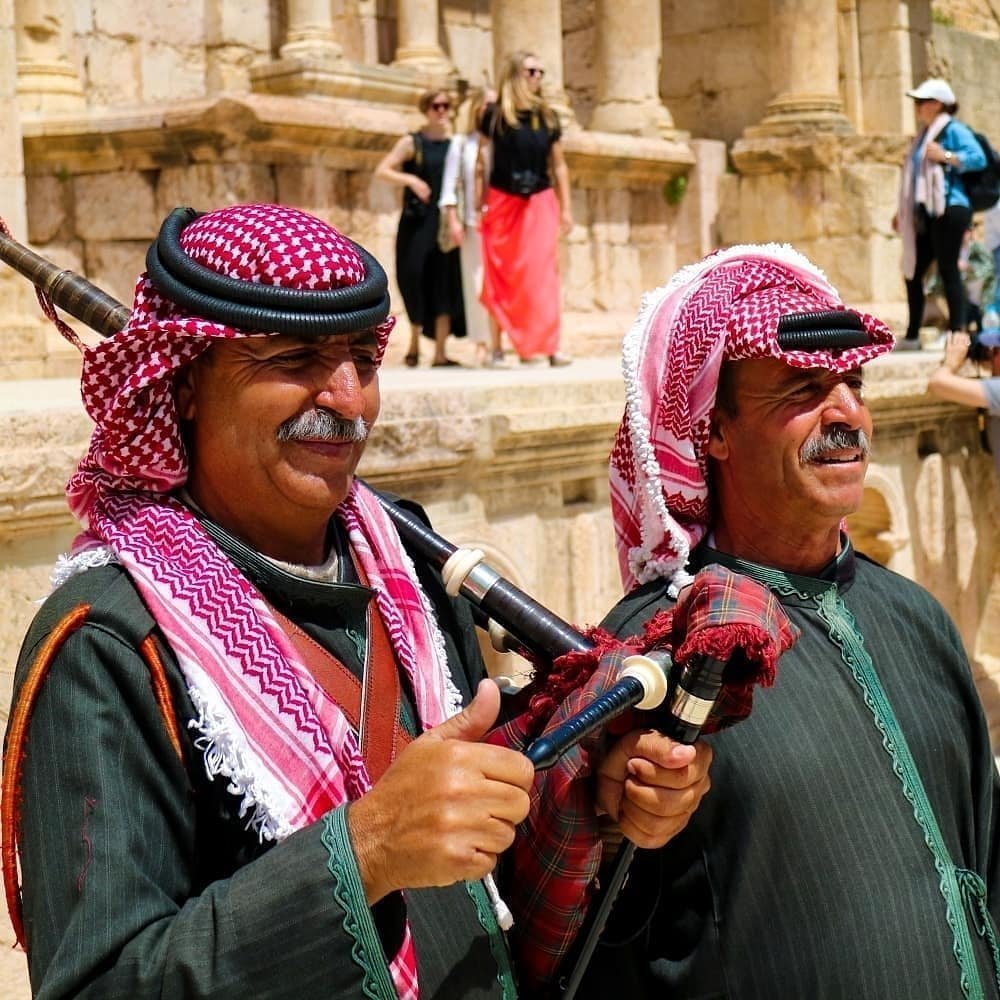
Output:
[{"xmin": 272, "ymin": 600, "xmax": 410, "ymax": 784}]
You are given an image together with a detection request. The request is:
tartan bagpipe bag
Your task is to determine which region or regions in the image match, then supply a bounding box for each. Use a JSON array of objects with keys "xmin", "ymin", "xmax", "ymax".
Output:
[{"xmin": 487, "ymin": 563, "xmax": 799, "ymax": 993}]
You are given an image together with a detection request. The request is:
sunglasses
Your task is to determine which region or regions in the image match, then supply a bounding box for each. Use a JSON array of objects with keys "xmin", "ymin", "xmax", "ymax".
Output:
[
  {"xmin": 525, "ymin": 67, "xmax": 545, "ymax": 78},
  {"xmin": 430, "ymin": 101, "xmax": 451, "ymax": 111}
]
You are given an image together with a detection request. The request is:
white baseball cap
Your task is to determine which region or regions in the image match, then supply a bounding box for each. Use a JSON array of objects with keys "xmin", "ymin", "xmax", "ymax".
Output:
[{"xmin": 906, "ymin": 78, "xmax": 956, "ymax": 105}]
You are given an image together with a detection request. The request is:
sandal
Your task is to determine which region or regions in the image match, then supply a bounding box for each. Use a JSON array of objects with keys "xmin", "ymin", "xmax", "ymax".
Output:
[
  {"xmin": 404, "ymin": 352, "xmax": 419, "ymax": 367},
  {"xmin": 431, "ymin": 358, "xmax": 463, "ymax": 367}
]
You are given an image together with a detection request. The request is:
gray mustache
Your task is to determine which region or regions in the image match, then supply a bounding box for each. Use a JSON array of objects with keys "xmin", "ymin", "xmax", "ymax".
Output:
[
  {"xmin": 800, "ymin": 426, "xmax": 871, "ymax": 463},
  {"xmin": 277, "ymin": 410, "xmax": 369, "ymax": 443}
]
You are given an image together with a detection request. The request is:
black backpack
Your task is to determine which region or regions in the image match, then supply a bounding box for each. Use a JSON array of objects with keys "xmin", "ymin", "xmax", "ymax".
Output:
[{"xmin": 948, "ymin": 123, "xmax": 1000, "ymax": 212}]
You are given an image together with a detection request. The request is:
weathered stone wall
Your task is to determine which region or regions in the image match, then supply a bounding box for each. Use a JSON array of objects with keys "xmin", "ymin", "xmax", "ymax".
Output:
[
  {"xmin": 930, "ymin": 21, "xmax": 1000, "ymax": 130},
  {"xmin": 13, "ymin": 101, "xmax": 707, "ymax": 376},
  {"xmin": 934, "ymin": 0, "xmax": 1000, "ymax": 36},
  {"xmin": 659, "ymin": 0, "xmax": 770, "ymax": 145}
]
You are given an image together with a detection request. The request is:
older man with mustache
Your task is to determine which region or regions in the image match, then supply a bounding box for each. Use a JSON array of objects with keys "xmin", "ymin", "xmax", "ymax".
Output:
[
  {"xmin": 4, "ymin": 204, "xmax": 711, "ymax": 1000},
  {"xmin": 571, "ymin": 245, "xmax": 1000, "ymax": 999}
]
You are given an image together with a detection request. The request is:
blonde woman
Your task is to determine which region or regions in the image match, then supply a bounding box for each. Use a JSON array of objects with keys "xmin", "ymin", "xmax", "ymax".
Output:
[
  {"xmin": 439, "ymin": 87, "xmax": 505, "ymax": 367},
  {"xmin": 375, "ymin": 89, "xmax": 465, "ymax": 367},
  {"xmin": 477, "ymin": 51, "xmax": 573, "ymax": 366}
]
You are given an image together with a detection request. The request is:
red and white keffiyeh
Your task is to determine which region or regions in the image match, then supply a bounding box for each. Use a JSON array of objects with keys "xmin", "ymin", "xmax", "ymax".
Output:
[
  {"xmin": 609, "ymin": 243, "xmax": 895, "ymax": 595},
  {"xmin": 52, "ymin": 204, "xmax": 451, "ymax": 1000}
]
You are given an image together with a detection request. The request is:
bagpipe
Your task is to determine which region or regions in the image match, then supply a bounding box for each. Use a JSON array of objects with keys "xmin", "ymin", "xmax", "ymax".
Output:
[{"xmin": 0, "ymin": 216, "xmax": 794, "ymax": 997}]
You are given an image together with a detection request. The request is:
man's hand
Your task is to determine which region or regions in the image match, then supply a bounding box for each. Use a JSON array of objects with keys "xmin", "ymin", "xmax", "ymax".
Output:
[
  {"xmin": 595, "ymin": 730, "xmax": 712, "ymax": 849},
  {"xmin": 348, "ymin": 680, "xmax": 533, "ymax": 904}
]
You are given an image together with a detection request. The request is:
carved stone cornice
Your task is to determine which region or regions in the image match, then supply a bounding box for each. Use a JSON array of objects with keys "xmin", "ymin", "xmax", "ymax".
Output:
[
  {"xmin": 18, "ymin": 95, "xmax": 696, "ymax": 190},
  {"xmin": 730, "ymin": 132, "xmax": 911, "ymax": 175}
]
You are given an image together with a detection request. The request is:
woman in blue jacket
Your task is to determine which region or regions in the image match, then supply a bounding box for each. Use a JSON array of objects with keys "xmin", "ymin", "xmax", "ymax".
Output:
[{"xmin": 894, "ymin": 78, "xmax": 986, "ymax": 349}]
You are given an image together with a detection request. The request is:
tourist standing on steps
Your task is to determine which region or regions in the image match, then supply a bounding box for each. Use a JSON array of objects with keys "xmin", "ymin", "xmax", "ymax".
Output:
[
  {"xmin": 477, "ymin": 50, "xmax": 573, "ymax": 368},
  {"xmin": 894, "ymin": 78, "xmax": 985, "ymax": 351},
  {"xmin": 376, "ymin": 89, "xmax": 465, "ymax": 368}
]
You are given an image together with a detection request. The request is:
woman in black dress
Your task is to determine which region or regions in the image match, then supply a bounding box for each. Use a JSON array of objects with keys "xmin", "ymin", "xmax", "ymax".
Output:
[{"xmin": 375, "ymin": 89, "xmax": 466, "ymax": 366}]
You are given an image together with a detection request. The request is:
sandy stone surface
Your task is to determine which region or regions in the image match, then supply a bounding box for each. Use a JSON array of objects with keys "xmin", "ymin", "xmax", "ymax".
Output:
[{"xmin": 0, "ymin": 906, "xmax": 30, "ymax": 999}]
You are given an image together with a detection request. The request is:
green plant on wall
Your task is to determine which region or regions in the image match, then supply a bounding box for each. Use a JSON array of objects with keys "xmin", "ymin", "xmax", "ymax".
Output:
[
  {"xmin": 930, "ymin": 5, "xmax": 954, "ymax": 27},
  {"xmin": 663, "ymin": 174, "xmax": 688, "ymax": 206}
]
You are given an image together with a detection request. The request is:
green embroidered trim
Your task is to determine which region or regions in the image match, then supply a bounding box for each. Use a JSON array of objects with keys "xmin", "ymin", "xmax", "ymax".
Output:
[
  {"xmin": 695, "ymin": 549, "xmax": 825, "ymax": 603},
  {"xmin": 815, "ymin": 590, "xmax": 990, "ymax": 1000},
  {"xmin": 959, "ymin": 868, "xmax": 1000, "ymax": 992},
  {"xmin": 465, "ymin": 880, "xmax": 519, "ymax": 1000},
  {"xmin": 321, "ymin": 808, "xmax": 398, "ymax": 1000}
]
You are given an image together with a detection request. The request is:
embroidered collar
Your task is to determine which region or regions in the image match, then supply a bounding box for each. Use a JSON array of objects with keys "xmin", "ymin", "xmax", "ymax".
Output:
[{"xmin": 690, "ymin": 534, "xmax": 856, "ymax": 606}]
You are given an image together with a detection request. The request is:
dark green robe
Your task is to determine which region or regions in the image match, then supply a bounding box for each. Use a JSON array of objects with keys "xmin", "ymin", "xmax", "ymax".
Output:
[
  {"xmin": 8, "ymin": 502, "xmax": 516, "ymax": 999},
  {"xmin": 575, "ymin": 541, "xmax": 1000, "ymax": 1000}
]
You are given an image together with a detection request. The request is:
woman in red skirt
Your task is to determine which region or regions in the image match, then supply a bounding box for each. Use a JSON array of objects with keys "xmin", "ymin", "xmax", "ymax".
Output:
[{"xmin": 476, "ymin": 50, "xmax": 573, "ymax": 366}]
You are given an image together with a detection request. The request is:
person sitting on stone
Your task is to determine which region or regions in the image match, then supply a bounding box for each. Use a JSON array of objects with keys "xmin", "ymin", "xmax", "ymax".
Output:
[{"xmin": 929, "ymin": 329, "xmax": 1000, "ymax": 476}]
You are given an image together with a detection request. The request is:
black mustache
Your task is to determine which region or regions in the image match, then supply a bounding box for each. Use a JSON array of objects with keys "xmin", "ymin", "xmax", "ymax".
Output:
[
  {"xmin": 276, "ymin": 410, "xmax": 369, "ymax": 443},
  {"xmin": 800, "ymin": 427, "xmax": 871, "ymax": 463}
]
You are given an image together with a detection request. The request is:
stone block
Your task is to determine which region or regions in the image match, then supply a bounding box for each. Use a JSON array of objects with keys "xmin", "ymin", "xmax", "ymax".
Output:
[
  {"xmin": 94, "ymin": 0, "xmax": 206, "ymax": 48},
  {"xmin": 26, "ymin": 175, "xmax": 70, "ymax": 243},
  {"xmin": 82, "ymin": 35, "xmax": 142, "ymax": 108},
  {"xmin": 629, "ymin": 187, "xmax": 671, "ymax": 244},
  {"xmin": 863, "ymin": 73, "xmax": 911, "ymax": 136},
  {"xmin": 857, "ymin": 0, "xmax": 910, "ymax": 33},
  {"xmin": 798, "ymin": 234, "xmax": 872, "ymax": 304},
  {"xmin": 275, "ymin": 166, "xmax": 352, "ymax": 232},
  {"xmin": 444, "ymin": 22, "xmax": 492, "ymax": 86},
  {"xmin": 72, "ymin": 0, "xmax": 95, "ymax": 33},
  {"xmin": 141, "ymin": 43, "xmax": 207, "ymax": 103},
  {"xmin": 206, "ymin": 46, "xmax": 257, "ymax": 93},
  {"xmin": 868, "ymin": 232, "xmax": 904, "ymax": 304},
  {"xmin": 589, "ymin": 188, "xmax": 630, "ymax": 246},
  {"xmin": 821, "ymin": 168, "xmax": 870, "ymax": 239},
  {"xmin": 562, "ymin": 241, "xmax": 596, "ymax": 312},
  {"xmin": 665, "ymin": 0, "xmax": 747, "ymax": 36},
  {"xmin": 707, "ymin": 26, "xmax": 768, "ymax": 92},
  {"xmin": 0, "ymin": 320, "xmax": 47, "ymax": 372},
  {"xmin": 638, "ymin": 236, "xmax": 677, "ymax": 295},
  {"xmin": 727, "ymin": 169, "xmax": 825, "ymax": 245},
  {"xmin": 156, "ymin": 163, "xmax": 275, "ymax": 217},
  {"xmin": 84, "ymin": 240, "xmax": 149, "ymax": 310},
  {"xmin": 0, "ymin": 105, "xmax": 23, "ymax": 174},
  {"xmin": 205, "ymin": 0, "xmax": 270, "ymax": 49},
  {"xmin": 858, "ymin": 25, "xmax": 910, "ymax": 81},
  {"xmin": 74, "ymin": 173, "xmax": 158, "ymax": 241},
  {"xmin": 592, "ymin": 240, "xmax": 640, "ymax": 312}
]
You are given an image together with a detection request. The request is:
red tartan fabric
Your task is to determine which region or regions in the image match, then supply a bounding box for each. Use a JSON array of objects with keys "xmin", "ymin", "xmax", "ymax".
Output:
[{"xmin": 491, "ymin": 564, "xmax": 798, "ymax": 992}]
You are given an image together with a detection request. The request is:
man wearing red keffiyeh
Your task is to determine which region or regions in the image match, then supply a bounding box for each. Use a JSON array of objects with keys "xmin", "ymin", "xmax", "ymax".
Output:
[
  {"xmin": 565, "ymin": 244, "xmax": 1000, "ymax": 1000},
  {"xmin": 3, "ymin": 203, "xmax": 711, "ymax": 1000}
]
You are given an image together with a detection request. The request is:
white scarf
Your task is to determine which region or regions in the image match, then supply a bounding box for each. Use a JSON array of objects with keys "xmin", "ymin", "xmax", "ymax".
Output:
[{"xmin": 899, "ymin": 112, "xmax": 951, "ymax": 279}]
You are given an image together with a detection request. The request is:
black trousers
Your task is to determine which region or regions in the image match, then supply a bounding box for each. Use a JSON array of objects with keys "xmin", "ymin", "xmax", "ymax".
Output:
[{"xmin": 905, "ymin": 203, "xmax": 973, "ymax": 340}]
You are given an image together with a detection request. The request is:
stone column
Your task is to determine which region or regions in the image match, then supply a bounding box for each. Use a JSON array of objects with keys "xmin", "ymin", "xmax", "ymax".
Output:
[
  {"xmin": 393, "ymin": 0, "xmax": 451, "ymax": 77},
  {"xmin": 2, "ymin": 0, "xmax": 46, "ymax": 378},
  {"xmin": 491, "ymin": 0, "xmax": 573, "ymax": 125},
  {"xmin": 280, "ymin": 0, "xmax": 342, "ymax": 66},
  {"xmin": 14, "ymin": 0, "xmax": 84, "ymax": 112},
  {"xmin": 746, "ymin": 0, "xmax": 851, "ymax": 136},
  {"xmin": 589, "ymin": 0, "xmax": 673, "ymax": 137}
]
